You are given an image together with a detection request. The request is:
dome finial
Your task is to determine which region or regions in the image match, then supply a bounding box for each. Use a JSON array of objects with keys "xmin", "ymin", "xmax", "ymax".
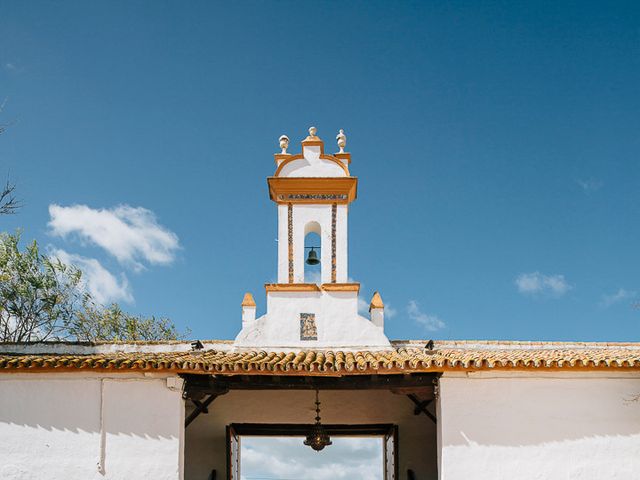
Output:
[
  {"xmin": 336, "ymin": 129, "xmax": 346, "ymax": 153},
  {"xmin": 308, "ymin": 126, "xmax": 318, "ymax": 137},
  {"xmin": 279, "ymin": 134, "xmax": 290, "ymax": 154}
]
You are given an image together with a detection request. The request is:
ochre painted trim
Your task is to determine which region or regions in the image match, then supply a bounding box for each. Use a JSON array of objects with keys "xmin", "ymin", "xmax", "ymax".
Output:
[
  {"xmin": 274, "ymin": 153, "xmax": 291, "ymax": 165},
  {"xmin": 274, "ymin": 153, "xmax": 350, "ymax": 177},
  {"xmin": 334, "ymin": 152, "xmax": 351, "ymax": 164},
  {"xmin": 264, "ymin": 283, "xmax": 360, "ymax": 293},
  {"xmin": 321, "ymin": 283, "xmax": 360, "ymax": 292},
  {"xmin": 370, "ymin": 291, "xmax": 384, "ymax": 310},
  {"xmin": 241, "ymin": 292, "xmax": 256, "ymax": 307},
  {"xmin": 265, "ymin": 283, "xmax": 321, "ymax": 292},
  {"xmin": 267, "ymin": 177, "xmax": 357, "ymax": 205},
  {"xmin": 300, "ymin": 139, "xmax": 325, "ymax": 147}
]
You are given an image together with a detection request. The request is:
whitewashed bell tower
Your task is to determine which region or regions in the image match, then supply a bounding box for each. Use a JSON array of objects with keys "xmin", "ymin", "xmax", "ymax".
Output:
[{"xmin": 234, "ymin": 127, "xmax": 390, "ymax": 350}]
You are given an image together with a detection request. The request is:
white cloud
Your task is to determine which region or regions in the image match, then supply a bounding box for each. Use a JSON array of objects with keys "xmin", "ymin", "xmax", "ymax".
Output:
[
  {"xmin": 600, "ymin": 288, "xmax": 636, "ymax": 308},
  {"xmin": 52, "ymin": 249, "xmax": 133, "ymax": 304},
  {"xmin": 241, "ymin": 437, "xmax": 383, "ymax": 480},
  {"xmin": 357, "ymin": 296, "xmax": 369, "ymax": 315},
  {"xmin": 515, "ymin": 272, "xmax": 571, "ymax": 297},
  {"xmin": 48, "ymin": 204, "xmax": 180, "ymax": 271},
  {"xmin": 576, "ymin": 178, "xmax": 602, "ymax": 193},
  {"xmin": 407, "ymin": 300, "xmax": 445, "ymax": 331}
]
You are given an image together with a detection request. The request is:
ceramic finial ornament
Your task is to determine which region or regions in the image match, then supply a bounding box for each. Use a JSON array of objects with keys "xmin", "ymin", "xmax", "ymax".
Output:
[
  {"xmin": 279, "ymin": 135, "xmax": 290, "ymax": 154},
  {"xmin": 309, "ymin": 126, "xmax": 318, "ymax": 137},
  {"xmin": 336, "ymin": 129, "xmax": 346, "ymax": 153}
]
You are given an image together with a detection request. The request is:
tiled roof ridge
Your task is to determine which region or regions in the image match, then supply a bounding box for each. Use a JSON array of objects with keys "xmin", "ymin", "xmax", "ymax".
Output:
[
  {"xmin": 3, "ymin": 338, "xmax": 638, "ymax": 348},
  {"xmin": 0, "ymin": 339, "xmax": 235, "ymax": 346},
  {"xmin": 394, "ymin": 340, "xmax": 640, "ymax": 349},
  {"xmin": 0, "ymin": 345, "xmax": 639, "ymax": 374}
]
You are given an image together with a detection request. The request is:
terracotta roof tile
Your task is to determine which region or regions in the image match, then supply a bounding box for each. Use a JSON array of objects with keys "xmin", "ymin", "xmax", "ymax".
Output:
[{"xmin": 1, "ymin": 344, "xmax": 639, "ymax": 374}]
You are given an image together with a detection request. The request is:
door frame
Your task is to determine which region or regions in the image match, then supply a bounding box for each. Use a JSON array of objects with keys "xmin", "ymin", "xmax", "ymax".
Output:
[{"xmin": 227, "ymin": 423, "xmax": 398, "ymax": 479}]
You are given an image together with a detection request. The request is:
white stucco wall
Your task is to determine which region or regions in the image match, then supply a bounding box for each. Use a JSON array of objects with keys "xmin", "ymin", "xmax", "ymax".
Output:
[
  {"xmin": 234, "ymin": 290, "xmax": 390, "ymax": 349},
  {"xmin": 277, "ymin": 145, "xmax": 347, "ymax": 178},
  {"xmin": 438, "ymin": 371, "xmax": 640, "ymax": 480},
  {"xmin": 184, "ymin": 389, "xmax": 437, "ymax": 480},
  {"xmin": 0, "ymin": 373, "xmax": 185, "ymax": 480}
]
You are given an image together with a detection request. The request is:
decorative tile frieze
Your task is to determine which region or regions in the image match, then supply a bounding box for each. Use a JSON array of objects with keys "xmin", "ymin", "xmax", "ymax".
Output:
[
  {"xmin": 277, "ymin": 194, "xmax": 348, "ymax": 201},
  {"xmin": 288, "ymin": 203, "xmax": 294, "ymax": 283},
  {"xmin": 331, "ymin": 203, "xmax": 337, "ymax": 283},
  {"xmin": 300, "ymin": 313, "xmax": 318, "ymax": 341}
]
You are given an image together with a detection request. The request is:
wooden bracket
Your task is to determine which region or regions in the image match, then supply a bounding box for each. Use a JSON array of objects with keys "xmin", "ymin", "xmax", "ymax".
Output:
[
  {"xmin": 407, "ymin": 394, "xmax": 437, "ymax": 424},
  {"xmin": 185, "ymin": 394, "xmax": 219, "ymax": 428}
]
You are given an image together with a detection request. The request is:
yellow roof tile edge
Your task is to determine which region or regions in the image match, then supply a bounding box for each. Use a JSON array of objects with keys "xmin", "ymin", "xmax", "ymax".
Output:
[{"xmin": 0, "ymin": 348, "xmax": 639, "ymax": 374}]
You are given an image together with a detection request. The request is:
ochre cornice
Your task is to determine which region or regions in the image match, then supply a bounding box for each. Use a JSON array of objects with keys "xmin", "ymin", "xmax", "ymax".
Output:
[
  {"xmin": 267, "ymin": 177, "xmax": 358, "ymax": 205},
  {"xmin": 264, "ymin": 283, "xmax": 360, "ymax": 293},
  {"xmin": 321, "ymin": 283, "xmax": 360, "ymax": 293},
  {"xmin": 265, "ymin": 283, "xmax": 321, "ymax": 292}
]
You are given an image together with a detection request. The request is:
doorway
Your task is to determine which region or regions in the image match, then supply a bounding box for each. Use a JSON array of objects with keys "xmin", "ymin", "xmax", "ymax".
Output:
[{"xmin": 227, "ymin": 424, "xmax": 398, "ymax": 480}]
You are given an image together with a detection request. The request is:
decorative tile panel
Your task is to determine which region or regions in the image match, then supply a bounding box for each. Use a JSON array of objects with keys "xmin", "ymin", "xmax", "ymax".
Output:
[{"xmin": 300, "ymin": 313, "xmax": 318, "ymax": 341}]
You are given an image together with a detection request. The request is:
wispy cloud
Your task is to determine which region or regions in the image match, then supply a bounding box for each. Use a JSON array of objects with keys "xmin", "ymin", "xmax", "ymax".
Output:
[
  {"xmin": 52, "ymin": 249, "xmax": 132, "ymax": 304},
  {"xmin": 576, "ymin": 178, "xmax": 602, "ymax": 193},
  {"xmin": 600, "ymin": 288, "xmax": 636, "ymax": 308},
  {"xmin": 407, "ymin": 300, "xmax": 445, "ymax": 331},
  {"xmin": 241, "ymin": 436, "xmax": 383, "ymax": 480},
  {"xmin": 48, "ymin": 204, "xmax": 180, "ymax": 271},
  {"xmin": 357, "ymin": 296, "xmax": 369, "ymax": 316},
  {"xmin": 515, "ymin": 272, "xmax": 571, "ymax": 297},
  {"xmin": 385, "ymin": 303, "xmax": 397, "ymax": 318}
]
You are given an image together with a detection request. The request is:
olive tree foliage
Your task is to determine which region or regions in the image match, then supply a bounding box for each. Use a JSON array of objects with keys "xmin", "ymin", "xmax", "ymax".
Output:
[
  {"xmin": 0, "ymin": 232, "xmax": 185, "ymax": 342},
  {"xmin": 0, "ymin": 233, "xmax": 82, "ymax": 341},
  {"xmin": 71, "ymin": 301, "xmax": 183, "ymax": 342}
]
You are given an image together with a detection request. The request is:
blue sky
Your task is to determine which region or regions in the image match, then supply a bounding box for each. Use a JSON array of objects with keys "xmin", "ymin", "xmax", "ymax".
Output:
[{"xmin": 1, "ymin": 1, "xmax": 639, "ymax": 342}]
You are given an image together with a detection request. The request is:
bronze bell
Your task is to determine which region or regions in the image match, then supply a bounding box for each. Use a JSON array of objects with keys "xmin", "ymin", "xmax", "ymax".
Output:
[{"xmin": 306, "ymin": 247, "xmax": 320, "ymax": 265}]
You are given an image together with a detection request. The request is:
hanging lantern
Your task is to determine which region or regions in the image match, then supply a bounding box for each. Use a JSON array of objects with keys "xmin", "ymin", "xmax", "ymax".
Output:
[{"xmin": 304, "ymin": 389, "xmax": 332, "ymax": 451}]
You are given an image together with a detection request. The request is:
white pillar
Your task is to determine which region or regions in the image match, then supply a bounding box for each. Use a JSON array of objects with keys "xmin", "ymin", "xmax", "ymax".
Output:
[
  {"xmin": 241, "ymin": 293, "xmax": 256, "ymax": 326},
  {"xmin": 369, "ymin": 291, "xmax": 384, "ymax": 329}
]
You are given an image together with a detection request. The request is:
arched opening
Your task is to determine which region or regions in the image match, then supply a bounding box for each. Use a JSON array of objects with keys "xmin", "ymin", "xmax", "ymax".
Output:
[{"xmin": 304, "ymin": 221, "xmax": 321, "ymax": 284}]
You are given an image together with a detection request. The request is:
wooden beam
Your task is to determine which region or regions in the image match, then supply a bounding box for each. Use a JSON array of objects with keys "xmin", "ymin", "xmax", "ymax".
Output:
[
  {"xmin": 185, "ymin": 394, "xmax": 218, "ymax": 427},
  {"xmin": 230, "ymin": 423, "xmax": 396, "ymax": 436},
  {"xmin": 407, "ymin": 394, "xmax": 437, "ymax": 424},
  {"xmin": 412, "ymin": 398, "xmax": 433, "ymax": 416},
  {"xmin": 181, "ymin": 373, "xmax": 438, "ymax": 394}
]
